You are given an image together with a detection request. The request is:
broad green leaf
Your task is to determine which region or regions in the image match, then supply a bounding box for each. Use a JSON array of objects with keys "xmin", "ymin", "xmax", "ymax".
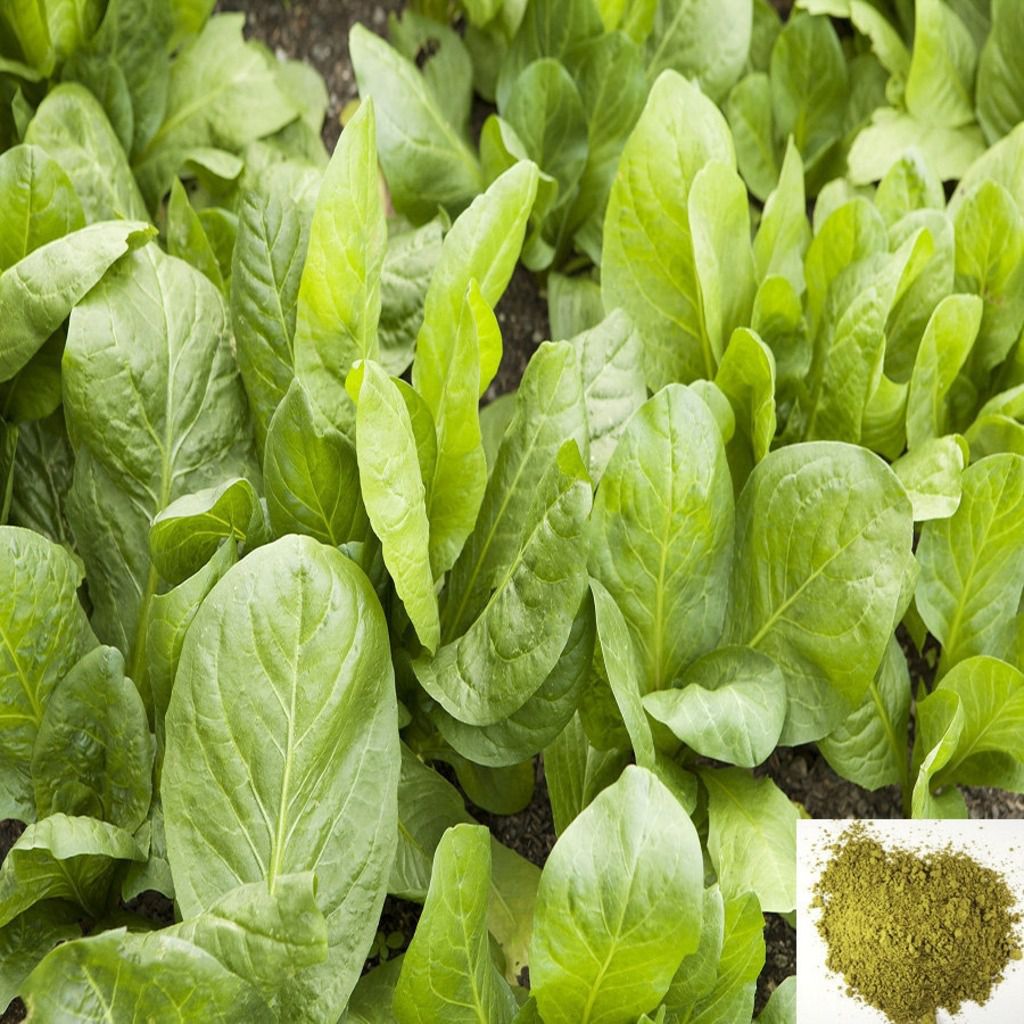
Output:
[
  {"xmin": 24, "ymin": 83, "xmax": 148, "ymax": 222},
  {"xmin": 293, "ymin": 101, "xmax": 386, "ymax": 427},
  {"xmin": 568, "ymin": 308, "xmax": 646, "ymax": 482},
  {"xmin": 591, "ymin": 578, "xmax": 657, "ymax": 770},
  {"xmin": 440, "ymin": 341, "xmax": 587, "ymax": 639},
  {"xmin": 892, "ymin": 434, "xmax": 968, "ymax": 521},
  {"xmin": 394, "ymin": 825, "xmax": 517, "ymax": 1024},
  {"xmin": 163, "ymin": 535, "xmax": 399, "ymax": 1021},
  {"xmin": 644, "ymin": 647, "xmax": 786, "ymax": 768},
  {"xmin": 0, "ymin": 901, "xmax": 80, "ymax": 1011},
  {"xmin": 590, "ymin": 384, "xmax": 734, "ymax": 694},
  {"xmin": 63, "ymin": 245, "xmax": 257, "ymax": 678},
  {"xmin": 910, "ymin": 689, "xmax": 968, "ymax": 818},
  {"xmin": 23, "ymin": 928, "xmax": 271, "ymax": 1023},
  {"xmin": 345, "ymin": 957, "xmax": 403, "ymax": 1024},
  {"xmin": 416, "ymin": 439, "xmax": 591, "ymax": 724},
  {"xmin": 916, "ymin": 657, "xmax": 1024, "ymax": 797},
  {"xmin": 662, "ymin": 886, "xmax": 725, "ymax": 1013},
  {"xmin": 723, "ymin": 443, "xmax": 915, "ymax": 743},
  {"xmin": 715, "ymin": 328, "xmax": 777, "ymax": 486},
  {"xmin": 947, "ymin": 123, "xmax": 1024, "ymax": 215},
  {"xmin": 149, "ymin": 476, "xmax": 262, "ymax": 585},
  {"xmin": 701, "ymin": 768, "xmax": 797, "ymax": 913},
  {"xmin": 0, "ymin": 1, "xmax": 54, "ymax": 74},
  {"xmin": 390, "ymin": 747, "xmax": 469, "ymax": 900},
  {"xmin": 388, "ymin": 11, "xmax": 474, "ymax": 136},
  {"xmin": 31, "ymin": 645, "xmax": 152, "ymax": 831},
  {"xmin": 379, "ymin": 220, "xmax": 444, "ymax": 377},
  {"xmin": 752, "ymin": 275, "xmax": 809, "ymax": 400},
  {"xmin": 349, "ymin": 360, "xmax": 439, "ymax": 652},
  {"xmin": 977, "ymin": 0, "xmax": 1024, "ymax": 143},
  {"xmin": 953, "ymin": 180, "xmax": 1024, "ymax": 378},
  {"xmin": 770, "ymin": 14, "xmax": 848, "ymax": 177},
  {"xmin": 906, "ymin": 294, "xmax": 983, "ymax": 448},
  {"xmin": 0, "ymin": 144, "xmax": 83, "ymax": 271},
  {"xmin": 849, "ymin": 0, "xmax": 909, "ymax": 78},
  {"xmin": 0, "ymin": 526, "xmax": 95, "ymax": 819},
  {"xmin": 544, "ymin": 712, "xmax": 630, "ymax": 835},
  {"xmin": 818, "ymin": 634, "xmax": 912, "ymax": 792},
  {"xmin": 847, "ymin": 109, "xmax": 985, "ymax": 184},
  {"xmin": 230, "ymin": 160, "xmax": 320, "ymax": 449},
  {"xmin": 0, "ymin": 814, "xmax": 145, "ymax": 926},
  {"xmin": 683, "ymin": 892, "xmax": 764, "ymax": 1024},
  {"xmin": 349, "ymin": 24, "xmax": 483, "ymax": 221},
  {"xmin": 7, "ymin": 412, "xmax": 74, "ymax": 545},
  {"xmin": 488, "ymin": 839, "xmax": 542, "ymax": 985},
  {"xmin": 61, "ymin": 0, "xmax": 172, "ymax": 158},
  {"xmin": 532, "ymin": 766, "xmax": 704, "ymax": 1024},
  {"xmin": 263, "ymin": 379, "xmax": 366, "ymax": 547},
  {"xmin": 753, "ymin": 139, "xmax": 809, "ymax": 294},
  {"xmin": 167, "ymin": 873, "xmax": 328, "ymax": 1006},
  {"xmin": 434, "ymin": 594, "xmax": 595, "ymax": 767},
  {"xmin": 905, "ymin": 0, "xmax": 977, "ymax": 129},
  {"xmin": 917, "ymin": 454, "xmax": 1024, "ymax": 674},
  {"xmin": 689, "ymin": 161, "xmax": 756, "ymax": 366},
  {"xmin": 166, "ymin": 177, "xmax": 223, "ymax": 290},
  {"xmin": 0, "ymin": 219, "xmax": 152, "ymax": 383},
  {"xmin": 602, "ymin": 70, "xmax": 735, "ymax": 388},
  {"xmin": 757, "ymin": 976, "xmax": 796, "ymax": 1024},
  {"xmin": 133, "ymin": 14, "xmax": 298, "ymax": 208},
  {"xmin": 646, "ymin": 0, "xmax": 752, "ymax": 104},
  {"xmin": 875, "ymin": 150, "xmax": 945, "ymax": 227},
  {"xmin": 726, "ymin": 73, "xmax": 779, "ymax": 203}
]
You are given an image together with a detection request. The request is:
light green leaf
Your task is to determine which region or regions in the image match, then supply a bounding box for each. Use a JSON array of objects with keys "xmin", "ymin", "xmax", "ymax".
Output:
[
  {"xmin": 350, "ymin": 24, "xmax": 483, "ymax": 221},
  {"xmin": 715, "ymin": 327, "xmax": 777, "ymax": 486},
  {"xmin": 911, "ymin": 689, "xmax": 968, "ymax": 818},
  {"xmin": 0, "ymin": 814, "xmax": 145, "ymax": 926},
  {"xmin": 344, "ymin": 957, "xmax": 403, "ymax": 1024},
  {"xmin": 818, "ymin": 634, "xmax": 911, "ymax": 792},
  {"xmin": 349, "ymin": 360, "xmax": 439, "ymax": 653},
  {"xmin": 701, "ymin": 768, "xmax": 797, "ymax": 913},
  {"xmin": 133, "ymin": 14, "xmax": 298, "ymax": 208},
  {"xmin": 917, "ymin": 453, "xmax": 1024, "ymax": 674},
  {"xmin": 434, "ymin": 595, "xmax": 595, "ymax": 767},
  {"xmin": 488, "ymin": 839, "xmax": 541, "ymax": 985},
  {"xmin": 906, "ymin": 293, "xmax": 983, "ymax": 448},
  {"xmin": 568, "ymin": 308, "xmax": 646, "ymax": 482},
  {"xmin": 0, "ymin": 526, "xmax": 95, "ymax": 819},
  {"xmin": 646, "ymin": 0, "xmax": 752, "ymax": 104},
  {"xmin": 24, "ymin": 83, "xmax": 148, "ymax": 222},
  {"xmin": 0, "ymin": 144, "xmax": 83, "ymax": 271},
  {"xmin": 31, "ymin": 645, "xmax": 152, "ymax": 831},
  {"xmin": 0, "ymin": 219, "xmax": 152, "ymax": 383},
  {"xmin": 263, "ymin": 379, "xmax": 366, "ymax": 547},
  {"xmin": 875, "ymin": 149, "xmax": 945, "ymax": 227},
  {"xmin": 726, "ymin": 73, "xmax": 779, "ymax": 203},
  {"xmin": 162, "ymin": 535, "xmax": 399, "ymax": 1022},
  {"xmin": 531, "ymin": 766, "xmax": 704, "ymax": 1024},
  {"xmin": 662, "ymin": 886, "xmax": 725, "ymax": 1013},
  {"xmin": 149, "ymin": 476, "xmax": 261, "ymax": 585},
  {"xmin": 167, "ymin": 177, "xmax": 223, "ymax": 290},
  {"xmin": 977, "ymin": 0, "xmax": 1024, "ymax": 143},
  {"xmin": 892, "ymin": 434, "xmax": 968, "ymax": 521},
  {"xmin": 644, "ymin": 646, "xmax": 786, "ymax": 768},
  {"xmin": 230, "ymin": 160, "xmax": 320, "ymax": 449},
  {"xmin": 723, "ymin": 443, "xmax": 915, "ymax": 743},
  {"xmin": 847, "ymin": 109, "xmax": 985, "ymax": 184},
  {"xmin": 294, "ymin": 100, "xmax": 386, "ymax": 427},
  {"xmin": 590, "ymin": 384, "xmax": 734, "ymax": 694},
  {"xmin": 394, "ymin": 825, "xmax": 517, "ymax": 1024},
  {"xmin": 850, "ymin": 0, "xmax": 909, "ymax": 78},
  {"xmin": 416, "ymin": 438, "xmax": 591, "ymax": 725},
  {"xmin": 23, "ymin": 928, "xmax": 271, "ymax": 1023},
  {"xmin": 757, "ymin": 976, "xmax": 796, "ymax": 1024},
  {"xmin": 753, "ymin": 138, "xmax": 809, "ymax": 294},
  {"xmin": 7, "ymin": 412, "xmax": 74, "ymax": 545},
  {"xmin": 63, "ymin": 245, "xmax": 257, "ymax": 679},
  {"xmin": 591, "ymin": 578, "xmax": 657, "ymax": 770},
  {"xmin": 905, "ymin": 0, "xmax": 977, "ymax": 128},
  {"xmin": 602, "ymin": 70, "xmax": 735, "ymax": 388}
]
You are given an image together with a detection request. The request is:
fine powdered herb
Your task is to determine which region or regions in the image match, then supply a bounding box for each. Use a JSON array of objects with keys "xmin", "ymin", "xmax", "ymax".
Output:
[{"xmin": 813, "ymin": 825, "xmax": 1022, "ymax": 1024}]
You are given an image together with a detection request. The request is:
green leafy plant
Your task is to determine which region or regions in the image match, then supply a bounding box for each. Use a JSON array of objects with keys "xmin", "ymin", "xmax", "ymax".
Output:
[{"xmin": 3, "ymin": 0, "xmax": 1024, "ymax": 1022}]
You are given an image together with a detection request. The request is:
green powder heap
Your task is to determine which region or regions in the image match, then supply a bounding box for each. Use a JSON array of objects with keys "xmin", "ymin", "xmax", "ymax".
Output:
[{"xmin": 812, "ymin": 825, "xmax": 1022, "ymax": 1024}]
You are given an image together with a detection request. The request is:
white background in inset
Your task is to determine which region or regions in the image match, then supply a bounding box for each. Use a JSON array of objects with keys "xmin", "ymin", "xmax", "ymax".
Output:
[{"xmin": 796, "ymin": 819, "xmax": 1024, "ymax": 1024}]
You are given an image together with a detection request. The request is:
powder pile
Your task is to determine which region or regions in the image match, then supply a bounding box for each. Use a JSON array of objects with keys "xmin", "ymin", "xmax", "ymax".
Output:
[{"xmin": 812, "ymin": 825, "xmax": 1022, "ymax": 1024}]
